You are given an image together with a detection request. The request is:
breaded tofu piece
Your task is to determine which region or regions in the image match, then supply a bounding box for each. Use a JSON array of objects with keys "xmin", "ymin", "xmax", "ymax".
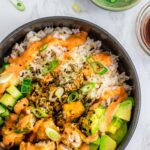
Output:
[{"xmin": 63, "ymin": 101, "xmax": 85, "ymax": 121}]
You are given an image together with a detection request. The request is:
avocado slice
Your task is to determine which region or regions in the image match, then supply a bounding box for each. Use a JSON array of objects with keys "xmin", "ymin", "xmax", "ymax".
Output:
[
  {"xmin": 91, "ymin": 114, "xmax": 100, "ymax": 135},
  {"xmin": 90, "ymin": 137, "xmax": 101, "ymax": 150},
  {"xmin": 99, "ymin": 115, "xmax": 106, "ymax": 133},
  {"xmin": 126, "ymin": 97, "xmax": 135, "ymax": 106},
  {"xmin": 107, "ymin": 117, "xmax": 123, "ymax": 134},
  {"xmin": 99, "ymin": 134, "xmax": 116, "ymax": 150},
  {"xmin": 91, "ymin": 106, "xmax": 106, "ymax": 135},
  {"xmin": 94, "ymin": 106, "xmax": 105, "ymax": 118},
  {"xmin": 108, "ymin": 121, "xmax": 127, "ymax": 144},
  {"xmin": 114, "ymin": 99, "xmax": 133, "ymax": 121}
]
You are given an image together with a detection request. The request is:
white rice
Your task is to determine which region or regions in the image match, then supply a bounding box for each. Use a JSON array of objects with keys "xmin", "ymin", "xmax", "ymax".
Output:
[
  {"xmin": 8, "ymin": 27, "xmax": 131, "ymax": 105},
  {"xmin": 6, "ymin": 27, "xmax": 79, "ymax": 61}
]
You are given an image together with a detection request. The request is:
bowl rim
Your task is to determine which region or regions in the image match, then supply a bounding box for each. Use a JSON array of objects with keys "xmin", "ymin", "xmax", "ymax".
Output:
[
  {"xmin": 0, "ymin": 16, "xmax": 141, "ymax": 150},
  {"xmin": 136, "ymin": 1, "xmax": 150, "ymax": 55},
  {"xmin": 90, "ymin": 0, "xmax": 141, "ymax": 11}
]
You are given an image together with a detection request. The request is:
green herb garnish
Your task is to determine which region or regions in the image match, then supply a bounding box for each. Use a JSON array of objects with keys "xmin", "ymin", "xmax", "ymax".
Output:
[
  {"xmin": 67, "ymin": 91, "xmax": 79, "ymax": 103},
  {"xmin": 32, "ymin": 108, "xmax": 48, "ymax": 118},
  {"xmin": 21, "ymin": 78, "xmax": 31, "ymax": 94},
  {"xmin": 10, "ymin": 0, "xmax": 26, "ymax": 11},
  {"xmin": 81, "ymin": 82, "xmax": 95, "ymax": 94},
  {"xmin": 39, "ymin": 43, "xmax": 48, "ymax": 52},
  {"xmin": 90, "ymin": 61, "xmax": 109, "ymax": 75},
  {"xmin": 48, "ymin": 59, "xmax": 58, "ymax": 73},
  {"xmin": 14, "ymin": 128, "xmax": 29, "ymax": 134},
  {"xmin": 72, "ymin": 3, "xmax": 81, "ymax": 13}
]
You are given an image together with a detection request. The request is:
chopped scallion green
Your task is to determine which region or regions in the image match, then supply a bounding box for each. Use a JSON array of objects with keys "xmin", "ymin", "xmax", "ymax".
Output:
[
  {"xmin": 14, "ymin": 128, "xmax": 29, "ymax": 134},
  {"xmin": 21, "ymin": 85, "xmax": 31, "ymax": 94},
  {"xmin": 22, "ymin": 78, "xmax": 31, "ymax": 85},
  {"xmin": 55, "ymin": 87, "xmax": 64, "ymax": 99},
  {"xmin": 67, "ymin": 91, "xmax": 79, "ymax": 103},
  {"xmin": 48, "ymin": 59, "xmax": 58, "ymax": 73},
  {"xmin": 45, "ymin": 127, "xmax": 61, "ymax": 141},
  {"xmin": 21, "ymin": 78, "xmax": 31, "ymax": 94},
  {"xmin": 72, "ymin": 2, "xmax": 81, "ymax": 13},
  {"xmin": 81, "ymin": 82, "xmax": 95, "ymax": 94},
  {"xmin": 10, "ymin": 0, "xmax": 26, "ymax": 11},
  {"xmin": 90, "ymin": 61, "xmax": 109, "ymax": 75},
  {"xmin": 32, "ymin": 108, "xmax": 48, "ymax": 118},
  {"xmin": 39, "ymin": 43, "xmax": 48, "ymax": 52}
]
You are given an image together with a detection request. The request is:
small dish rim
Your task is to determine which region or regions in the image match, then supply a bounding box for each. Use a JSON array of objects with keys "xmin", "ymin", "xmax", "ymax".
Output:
[{"xmin": 90, "ymin": 0, "xmax": 141, "ymax": 11}]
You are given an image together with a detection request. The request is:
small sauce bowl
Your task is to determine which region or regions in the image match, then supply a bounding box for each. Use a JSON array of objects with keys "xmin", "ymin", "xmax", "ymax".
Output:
[{"xmin": 136, "ymin": 2, "xmax": 150, "ymax": 55}]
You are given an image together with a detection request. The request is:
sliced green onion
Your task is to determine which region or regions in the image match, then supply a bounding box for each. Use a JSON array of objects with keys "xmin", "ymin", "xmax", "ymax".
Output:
[
  {"xmin": 81, "ymin": 82, "xmax": 95, "ymax": 94},
  {"xmin": 39, "ymin": 43, "xmax": 48, "ymax": 52},
  {"xmin": 22, "ymin": 78, "xmax": 31, "ymax": 85},
  {"xmin": 10, "ymin": 0, "xmax": 25, "ymax": 11},
  {"xmin": 55, "ymin": 87, "xmax": 64, "ymax": 99},
  {"xmin": 45, "ymin": 127, "xmax": 61, "ymax": 141},
  {"xmin": 49, "ymin": 89, "xmax": 57, "ymax": 102},
  {"xmin": 21, "ymin": 78, "xmax": 31, "ymax": 94},
  {"xmin": 67, "ymin": 91, "xmax": 79, "ymax": 103},
  {"xmin": 72, "ymin": 2, "xmax": 81, "ymax": 13},
  {"xmin": 48, "ymin": 59, "xmax": 58, "ymax": 73},
  {"xmin": 32, "ymin": 108, "xmax": 48, "ymax": 118},
  {"xmin": 90, "ymin": 61, "xmax": 109, "ymax": 75},
  {"xmin": 21, "ymin": 85, "xmax": 31, "ymax": 94},
  {"xmin": 0, "ymin": 73, "xmax": 13, "ymax": 84},
  {"xmin": 86, "ymin": 56, "xmax": 94, "ymax": 63},
  {"xmin": 14, "ymin": 128, "xmax": 29, "ymax": 134}
]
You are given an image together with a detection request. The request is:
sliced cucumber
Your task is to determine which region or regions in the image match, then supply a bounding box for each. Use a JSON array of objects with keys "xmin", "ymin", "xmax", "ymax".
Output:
[
  {"xmin": 109, "ymin": 122, "xmax": 127, "ymax": 144},
  {"xmin": 107, "ymin": 117, "xmax": 123, "ymax": 134},
  {"xmin": 0, "ymin": 93, "xmax": 17, "ymax": 110},
  {"xmin": 45, "ymin": 127, "xmax": 61, "ymax": 141},
  {"xmin": 99, "ymin": 135, "xmax": 116, "ymax": 150},
  {"xmin": 0, "ymin": 104, "xmax": 9, "ymax": 118},
  {"xmin": 0, "ymin": 73, "xmax": 13, "ymax": 84},
  {"xmin": 114, "ymin": 99, "xmax": 133, "ymax": 121},
  {"xmin": 6, "ymin": 85, "xmax": 22, "ymax": 100}
]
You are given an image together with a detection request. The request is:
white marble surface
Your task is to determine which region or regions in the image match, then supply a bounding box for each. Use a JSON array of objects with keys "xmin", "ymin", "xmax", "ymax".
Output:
[{"xmin": 0, "ymin": 0, "xmax": 150, "ymax": 149}]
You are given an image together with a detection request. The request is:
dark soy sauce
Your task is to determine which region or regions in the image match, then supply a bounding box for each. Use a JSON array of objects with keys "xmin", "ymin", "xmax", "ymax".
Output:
[{"xmin": 143, "ymin": 18, "xmax": 150, "ymax": 49}]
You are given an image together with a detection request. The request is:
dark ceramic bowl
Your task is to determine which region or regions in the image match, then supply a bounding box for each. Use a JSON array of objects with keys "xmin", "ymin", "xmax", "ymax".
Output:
[{"xmin": 0, "ymin": 16, "xmax": 140, "ymax": 150}]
